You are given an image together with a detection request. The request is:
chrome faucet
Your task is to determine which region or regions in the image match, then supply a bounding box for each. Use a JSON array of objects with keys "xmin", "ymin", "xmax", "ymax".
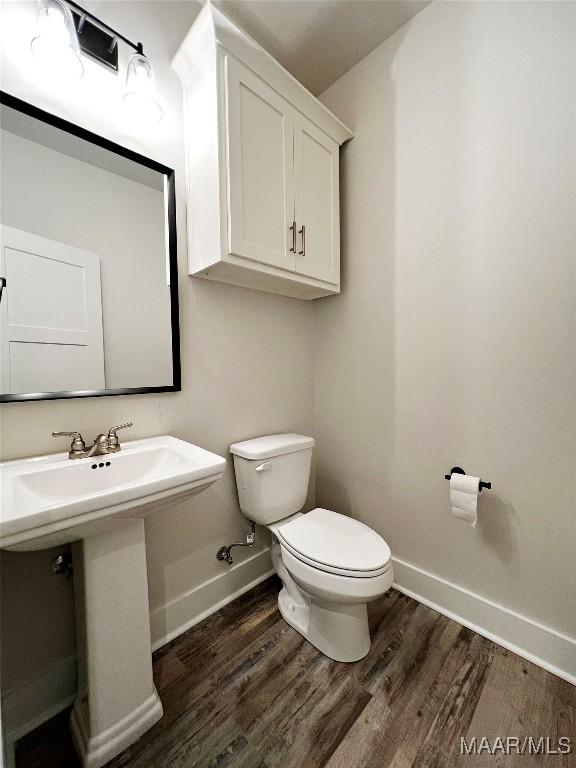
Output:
[{"xmin": 52, "ymin": 423, "xmax": 133, "ymax": 459}]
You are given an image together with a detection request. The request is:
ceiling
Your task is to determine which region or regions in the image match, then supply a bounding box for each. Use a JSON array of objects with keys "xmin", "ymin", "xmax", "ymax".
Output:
[
  {"xmin": 81, "ymin": 0, "xmax": 430, "ymax": 95},
  {"xmin": 86, "ymin": 1, "xmax": 430, "ymax": 96},
  {"xmin": 211, "ymin": 0, "xmax": 431, "ymax": 94}
]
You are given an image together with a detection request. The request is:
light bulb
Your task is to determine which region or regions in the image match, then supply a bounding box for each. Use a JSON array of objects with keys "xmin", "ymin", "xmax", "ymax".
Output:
[
  {"xmin": 31, "ymin": 0, "xmax": 83, "ymax": 80},
  {"xmin": 123, "ymin": 52, "xmax": 163, "ymax": 124}
]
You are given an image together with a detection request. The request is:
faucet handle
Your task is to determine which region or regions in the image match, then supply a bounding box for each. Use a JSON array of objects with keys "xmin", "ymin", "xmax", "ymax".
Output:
[
  {"xmin": 52, "ymin": 431, "xmax": 86, "ymax": 459},
  {"xmin": 107, "ymin": 422, "xmax": 133, "ymax": 436},
  {"xmin": 107, "ymin": 422, "xmax": 133, "ymax": 452}
]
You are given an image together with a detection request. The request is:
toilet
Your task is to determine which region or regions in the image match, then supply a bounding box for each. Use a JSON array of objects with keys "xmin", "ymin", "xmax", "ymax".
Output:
[{"xmin": 230, "ymin": 434, "xmax": 393, "ymax": 662}]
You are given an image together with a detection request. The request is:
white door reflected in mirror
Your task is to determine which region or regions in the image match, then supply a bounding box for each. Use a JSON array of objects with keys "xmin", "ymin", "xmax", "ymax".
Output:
[{"xmin": 1, "ymin": 226, "xmax": 105, "ymax": 394}]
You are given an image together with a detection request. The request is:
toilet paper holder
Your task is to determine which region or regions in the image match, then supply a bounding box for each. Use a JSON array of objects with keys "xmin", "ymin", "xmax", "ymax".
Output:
[{"xmin": 444, "ymin": 466, "xmax": 492, "ymax": 492}]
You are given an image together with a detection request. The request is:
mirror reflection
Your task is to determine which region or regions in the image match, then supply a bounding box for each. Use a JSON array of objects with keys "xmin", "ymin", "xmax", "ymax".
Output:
[{"xmin": 0, "ymin": 97, "xmax": 179, "ymax": 401}]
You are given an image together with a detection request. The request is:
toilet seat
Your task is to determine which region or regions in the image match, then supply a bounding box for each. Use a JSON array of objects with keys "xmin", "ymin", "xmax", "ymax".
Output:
[{"xmin": 276, "ymin": 508, "xmax": 391, "ymax": 579}]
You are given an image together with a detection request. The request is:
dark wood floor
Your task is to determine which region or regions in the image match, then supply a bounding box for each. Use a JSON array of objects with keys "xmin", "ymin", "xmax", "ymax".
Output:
[{"xmin": 16, "ymin": 577, "xmax": 575, "ymax": 768}]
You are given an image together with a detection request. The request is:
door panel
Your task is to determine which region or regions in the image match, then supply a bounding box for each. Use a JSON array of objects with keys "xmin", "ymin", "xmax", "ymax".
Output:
[
  {"xmin": 0, "ymin": 226, "xmax": 105, "ymax": 394},
  {"xmin": 294, "ymin": 114, "xmax": 339, "ymax": 284},
  {"xmin": 6, "ymin": 247, "xmax": 86, "ymax": 329},
  {"xmin": 225, "ymin": 56, "xmax": 295, "ymax": 271},
  {"xmin": 9, "ymin": 342, "xmax": 91, "ymax": 392}
]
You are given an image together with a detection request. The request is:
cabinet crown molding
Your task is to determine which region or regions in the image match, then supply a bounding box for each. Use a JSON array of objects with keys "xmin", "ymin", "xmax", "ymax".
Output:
[{"xmin": 172, "ymin": 2, "xmax": 354, "ymax": 146}]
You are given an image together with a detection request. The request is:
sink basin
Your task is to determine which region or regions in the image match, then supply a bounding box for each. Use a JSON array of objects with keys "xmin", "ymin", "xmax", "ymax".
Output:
[
  {"xmin": 0, "ymin": 435, "xmax": 226, "ymax": 768},
  {"xmin": 0, "ymin": 435, "xmax": 226, "ymax": 551}
]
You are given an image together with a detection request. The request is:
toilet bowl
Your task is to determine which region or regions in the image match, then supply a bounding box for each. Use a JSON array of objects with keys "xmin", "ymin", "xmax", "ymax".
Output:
[{"xmin": 230, "ymin": 434, "xmax": 393, "ymax": 662}]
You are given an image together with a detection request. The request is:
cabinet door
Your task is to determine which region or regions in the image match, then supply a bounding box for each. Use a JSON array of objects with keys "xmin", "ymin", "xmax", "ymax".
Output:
[
  {"xmin": 225, "ymin": 56, "xmax": 295, "ymax": 271},
  {"xmin": 293, "ymin": 113, "xmax": 340, "ymax": 284}
]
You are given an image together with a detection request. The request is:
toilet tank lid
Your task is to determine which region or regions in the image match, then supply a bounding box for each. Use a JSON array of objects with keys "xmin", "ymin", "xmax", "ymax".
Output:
[{"xmin": 230, "ymin": 434, "xmax": 315, "ymax": 460}]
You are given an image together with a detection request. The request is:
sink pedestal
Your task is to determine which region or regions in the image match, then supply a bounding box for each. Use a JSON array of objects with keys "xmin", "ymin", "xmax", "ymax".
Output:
[{"xmin": 70, "ymin": 520, "xmax": 163, "ymax": 768}]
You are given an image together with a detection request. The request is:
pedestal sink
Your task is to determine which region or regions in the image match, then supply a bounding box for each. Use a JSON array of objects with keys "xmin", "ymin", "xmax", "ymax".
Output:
[{"xmin": 0, "ymin": 436, "xmax": 226, "ymax": 768}]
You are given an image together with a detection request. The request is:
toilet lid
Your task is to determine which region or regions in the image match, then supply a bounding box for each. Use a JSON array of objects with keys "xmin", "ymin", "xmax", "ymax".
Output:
[{"xmin": 276, "ymin": 508, "xmax": 391, "ymax": 576}]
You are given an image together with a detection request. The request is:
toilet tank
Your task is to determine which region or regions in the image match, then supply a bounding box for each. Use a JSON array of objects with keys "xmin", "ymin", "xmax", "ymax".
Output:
[{"xmin": 230, "ymin": 434, "xmax": 314, "ymax": 525}]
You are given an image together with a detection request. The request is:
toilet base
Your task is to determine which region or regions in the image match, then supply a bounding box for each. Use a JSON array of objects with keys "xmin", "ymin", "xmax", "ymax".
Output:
[
  {"xmin": 278, "ymin": 586, "xmax": 371, "ymax": 663},
  {"xmin": 271, "ymin": 535, "xmax": 386, "ymax": 662}
]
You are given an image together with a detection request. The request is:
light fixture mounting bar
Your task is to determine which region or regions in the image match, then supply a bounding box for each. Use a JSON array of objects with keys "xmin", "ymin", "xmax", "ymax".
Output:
[{"xmin": 64, "ymin": 0, "xmax": 144, "ymax": 71}]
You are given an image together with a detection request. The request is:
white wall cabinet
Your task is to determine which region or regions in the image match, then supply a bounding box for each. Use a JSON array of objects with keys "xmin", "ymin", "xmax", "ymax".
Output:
[{"xmin": 173, "ymin": 4, "xmax": 353, "ymax": 300}]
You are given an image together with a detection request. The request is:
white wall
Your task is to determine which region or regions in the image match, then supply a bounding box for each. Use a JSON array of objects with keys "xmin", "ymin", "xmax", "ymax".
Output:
[
  {"xmin": 1, "ymin": 129, "xmax": 172, "ymax": 389},
  {"xmin": 0, "ymin": 0, "xmax": 314, "ymax": 735},
  {"xmin": 317, "ymin": 0, "xmax": 576, "ymax": 659}
]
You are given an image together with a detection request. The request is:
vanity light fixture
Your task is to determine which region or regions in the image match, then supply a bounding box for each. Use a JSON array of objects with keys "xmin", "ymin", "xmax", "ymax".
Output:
[
  {"xmin": 31, "ymin": 0, "xmax": 162, "ymax": 122},
  {"xmin": 31, "ymin": 0, "xmax": 84, "ymax": 80},
  {"xmin": 123, "ymin": 51, "xmax": 163, "ymax": 124}
]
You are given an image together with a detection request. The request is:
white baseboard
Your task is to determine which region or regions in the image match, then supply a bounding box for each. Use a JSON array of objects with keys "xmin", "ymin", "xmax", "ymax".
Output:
[
  {"xmin": 150, "ymin": 547, "xmax": 273, "ymax": 651},
  {"xmin": 392, "ymin": 557, "xmax": 576, "ymax": 686},
  {"xmin": 2, "ymin": 653, "xmax": 77, "ymax": 761}
]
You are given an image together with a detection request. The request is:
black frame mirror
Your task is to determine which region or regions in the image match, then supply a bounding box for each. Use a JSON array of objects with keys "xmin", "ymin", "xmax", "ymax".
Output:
[{"xmin": 0, "ymin": 91, "xmax": 181, "ymax": 403}]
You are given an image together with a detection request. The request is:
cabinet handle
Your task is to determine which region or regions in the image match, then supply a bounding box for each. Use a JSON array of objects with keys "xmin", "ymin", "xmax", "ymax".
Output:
[
  {"xmin": 289, "ymin": 221, "xmax": 297, "ymax": 253},
  {"xmin": 298, "ymin": 225, "xmax": 306, "ymax": 256}
]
